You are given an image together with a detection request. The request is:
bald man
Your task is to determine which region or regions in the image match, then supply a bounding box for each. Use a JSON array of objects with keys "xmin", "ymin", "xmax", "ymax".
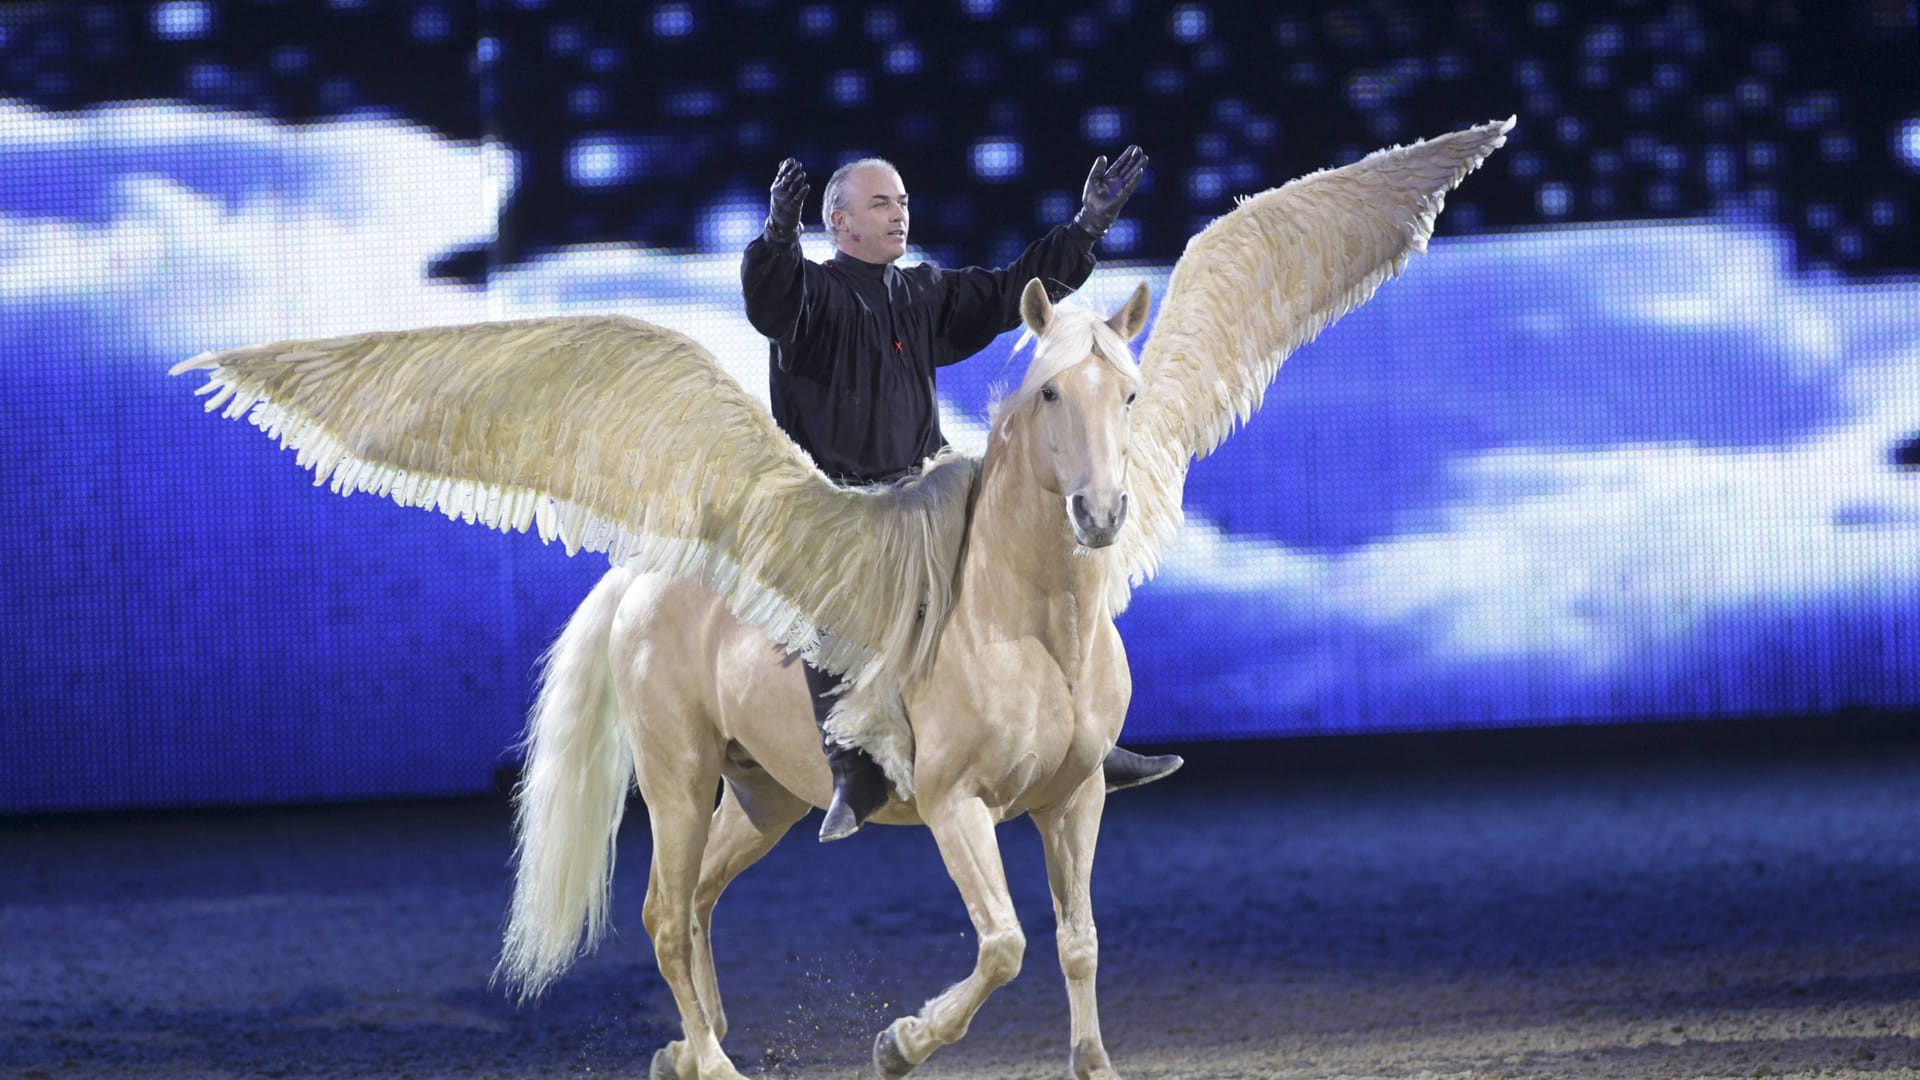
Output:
[{"xmin": 742, "ymin": 150, "xmax": 1178, "ymax": 842}]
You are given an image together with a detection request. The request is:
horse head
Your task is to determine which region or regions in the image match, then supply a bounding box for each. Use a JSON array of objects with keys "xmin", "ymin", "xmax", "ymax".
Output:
[{"xmin": 1001, "ymin": 278, "xmax": 1151, "ymax": 549}]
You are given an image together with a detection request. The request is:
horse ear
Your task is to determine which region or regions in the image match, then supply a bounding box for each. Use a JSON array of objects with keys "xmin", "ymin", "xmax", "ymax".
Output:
[
  {"xmin": 1020, "ymin": 278, "xmax": 1054, "ymax": 336},
  {"xmin": 1107, "ymin": 281, "xmax": 1151, "ymax": 341}
]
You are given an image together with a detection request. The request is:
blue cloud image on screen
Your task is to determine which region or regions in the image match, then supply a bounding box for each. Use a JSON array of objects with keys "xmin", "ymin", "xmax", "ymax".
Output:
[{"xmin": 3, "ymin": 103, "xmax": 1918, "ymax": 812}]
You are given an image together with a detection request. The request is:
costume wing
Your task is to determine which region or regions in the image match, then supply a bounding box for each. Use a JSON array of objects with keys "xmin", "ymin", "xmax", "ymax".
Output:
[
  {"xmin": 1113, "ymin": 117, "xmax": 1514, "ymax": 610},
  {"xmin": 170, "ymin": 315, "xmax": 977, "ymax": 691}
]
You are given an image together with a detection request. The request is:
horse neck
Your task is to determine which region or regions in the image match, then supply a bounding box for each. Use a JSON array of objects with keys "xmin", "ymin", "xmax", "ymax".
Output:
[{"xmin": 957, "ymin": 419, "xmax": 1113, "ymax": 660}]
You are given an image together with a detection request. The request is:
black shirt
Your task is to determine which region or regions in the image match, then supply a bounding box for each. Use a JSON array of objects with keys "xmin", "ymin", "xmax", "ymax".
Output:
[{"xmin": 741, "ymin": 224, "xmax": 1097, "ymax": 483}]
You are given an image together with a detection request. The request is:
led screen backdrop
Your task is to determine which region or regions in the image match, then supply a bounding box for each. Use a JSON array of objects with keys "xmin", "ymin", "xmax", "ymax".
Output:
[{"xmin": 3, "ymin": 2, "xmax": 1918, "ymax": 812}]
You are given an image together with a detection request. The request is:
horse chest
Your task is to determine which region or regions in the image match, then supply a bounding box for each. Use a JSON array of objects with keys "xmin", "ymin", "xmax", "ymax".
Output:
[{"xmin": 947, "ymin": 621, "xmax": 1127, "ymax": 809}]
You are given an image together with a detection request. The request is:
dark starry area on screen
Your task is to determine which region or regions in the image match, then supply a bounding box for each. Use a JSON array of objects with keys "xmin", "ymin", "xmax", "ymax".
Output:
[{"xmin": 0, "ymin": 1, "xmax": 1912, "ymax": 282}]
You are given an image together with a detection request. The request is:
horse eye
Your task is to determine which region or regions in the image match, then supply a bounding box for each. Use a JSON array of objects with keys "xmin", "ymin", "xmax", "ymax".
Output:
[{"xmin": 1040, "ymin": 385, "xmax": 1058, "ymax": 403}]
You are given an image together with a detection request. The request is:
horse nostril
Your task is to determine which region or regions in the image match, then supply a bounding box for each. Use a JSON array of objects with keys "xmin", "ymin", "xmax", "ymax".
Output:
[{"xmin": 1070, "ymin": 492, "xmax": 1089, "ymax": 521}]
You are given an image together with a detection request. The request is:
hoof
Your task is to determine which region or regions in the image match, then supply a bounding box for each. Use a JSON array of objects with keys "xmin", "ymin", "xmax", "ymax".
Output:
[
  {"xmin": 649, "ymin": 1045, "xmax": 683, "ymax": 1080},
  {"xmin": 1071, "ymin": 1037, "xmax": 1119, "ymax": 1079},
  {"xmin": 873, "ymin": 1026, "xmax": 915, "ymax": 1078}
]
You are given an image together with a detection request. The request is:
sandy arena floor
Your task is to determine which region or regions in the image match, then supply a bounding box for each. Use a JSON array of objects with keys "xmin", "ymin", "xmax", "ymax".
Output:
[{"xmin": 4, "ymin": 729, "xmax": 1919, "ymax": 1079}]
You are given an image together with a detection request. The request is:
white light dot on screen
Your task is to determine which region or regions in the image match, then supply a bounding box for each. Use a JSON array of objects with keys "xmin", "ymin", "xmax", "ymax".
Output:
[
  {"xmin": 476, "ymin": 37, "xmax": 499, "ymax": 64},
  {"xmin": 799, "ymin": 5, "xmax": 834, "ymax": 36},
  {"xmin": 832, "ymin": 70, "xmax": 868, "ymax": 106},
  {"xmin": 738, "ymin": 61, "xmax": 777, "ymax": 93},
  {"xmin": 568, "ymin": 136, "xmax": 636, "ymax": 188},
  {"xmin": 970, "ymin": 139, "xmax": 1023, "ymax": 182},
  {"xmin": 152, "ymin": 1, "xmax": 212, "ymax": 40},
  {"xmin": 1083, "ymin": 107, "xmax": 1122, "ymax": 142},
  {"xmin": 1187, "ymin": 168, "xmax": 1223, "ymax": 202},
  {"xmin": 665, "ymin": 89, "xmax": 720, "ymax": 118},
  {"xmin": 1583, "ymin": 24, "xmax": 1622, "ymax": 58},
  {"xmin": 1896, "ymin": 118, "xmax": 1920, "ymax": 172},
  {"xmin": 1170, "ymin": 4, "xmax": 1209, "ymax": 42},
  {"xmin": 698, "ymin": 197, "xmax": 768, "ymax": 251},
  {"xmin": 1537, "ymin": 183, "xmax": 1570, "ymax": 217},
  {"xmin": 1102, "ymin": 219, "xmax": 1139, "ymax": 253},
  {"xmin": 188, "ymin": 62, "xmax": 231, "ymax": 95},
  {"xmin": 964, "ymin": 0, "xmax": 999, "ymax": 18},
  {"xmin": 412, "ymin": 5, "xmax": 450, "ymax": 42},
  {"xmin": 654, "ymin": 4, "xmax": 694, "ymax": 37},
  {"xmin": 884, "ymin": 43, "xmax": 920, "ymax": 75},
  {"xmin": 1703, "ymin": 146, "xmax": 1735, "ymax": 189},
  {"xmin": 569, "ymin": 85, "xmax": 605, "ymax": 118}
]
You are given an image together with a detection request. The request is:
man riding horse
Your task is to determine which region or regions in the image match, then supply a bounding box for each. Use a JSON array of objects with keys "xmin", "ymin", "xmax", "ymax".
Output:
[{"xmin": 740, "ymin": 149, "xmax": 1183, "ymax": 841}]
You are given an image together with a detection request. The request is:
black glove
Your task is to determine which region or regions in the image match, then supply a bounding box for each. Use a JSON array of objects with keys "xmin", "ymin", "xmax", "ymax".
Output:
[
  {"xmin": 1073, "ymin": 145, "xmax": 1147, "ymax": 240},
  {"xmin": 765, "ymin": 157, "xmax": 809, "ymax": 243}
]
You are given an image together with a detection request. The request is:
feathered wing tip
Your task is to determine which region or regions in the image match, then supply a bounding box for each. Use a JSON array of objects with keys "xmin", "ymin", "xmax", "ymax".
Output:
[
  {"xmin": 170, "ymin": 314, "xmax": 979, "ymax": 706},
  {"xmin": 1112, "ymin": 117, "xmax": 1515, "ymax": 612}
]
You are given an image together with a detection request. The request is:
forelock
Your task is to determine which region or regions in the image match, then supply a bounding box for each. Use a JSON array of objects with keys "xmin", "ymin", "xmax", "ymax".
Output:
[{"xmin": 990, "ymin": 302, "xmax": 1142, "ymax": 427}]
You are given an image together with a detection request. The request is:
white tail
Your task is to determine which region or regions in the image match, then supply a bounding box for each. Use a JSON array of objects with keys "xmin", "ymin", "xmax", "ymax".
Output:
[{"xmin": 494, "ymin": 566, "xmax": 636, "ymax": 1000}]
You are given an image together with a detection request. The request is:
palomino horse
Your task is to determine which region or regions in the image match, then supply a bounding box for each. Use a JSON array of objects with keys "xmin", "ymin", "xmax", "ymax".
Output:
[
  {"xmin": 499, "ymin": 279, "xmax": 1148, "ymax": 1080},
  {"xmin": 171, "ymin": 116, "xmax": 1512, "ymax": 1080}
]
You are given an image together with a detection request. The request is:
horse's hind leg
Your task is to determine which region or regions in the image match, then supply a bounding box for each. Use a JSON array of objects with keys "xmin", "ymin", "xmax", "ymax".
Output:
[
  {"xmin": 690, "ymin": 770, "xmax": 809, "ymax": 1043},
  {"xmin": 638, "ymin": 743, "xmax": 759, "ymax": 1080},
  {"xmin": 1033, "ymin": 773, "xmax": 1116, "ymax": 1080},
  {"xmin": 627, "ymin": 690, "xmax": 749, "ymax": 1079},
  {"xmin": 874, "ymin": 796, "xmax": 1025, "ymax": 1077}
]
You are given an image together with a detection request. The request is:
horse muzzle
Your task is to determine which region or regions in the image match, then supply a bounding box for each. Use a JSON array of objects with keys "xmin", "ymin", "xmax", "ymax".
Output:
[{"xmin": 1068, "ymin": 489, "xmax": 1128, "ymax": 549}]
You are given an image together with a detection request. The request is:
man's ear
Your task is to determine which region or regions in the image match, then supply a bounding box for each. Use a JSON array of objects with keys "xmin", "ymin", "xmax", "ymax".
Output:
[{"xmin": 1020, "ymin": 278, "xmax": 1054, "ymax": 337}]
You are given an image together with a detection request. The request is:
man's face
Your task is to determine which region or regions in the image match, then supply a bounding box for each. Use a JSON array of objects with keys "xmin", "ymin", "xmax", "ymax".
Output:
[{"xmin": 833, "ymin": 166, "xmax": 910, "ymax": 264}]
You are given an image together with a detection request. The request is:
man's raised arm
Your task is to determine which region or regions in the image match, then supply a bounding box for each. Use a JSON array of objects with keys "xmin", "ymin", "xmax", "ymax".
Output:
[
  {"xmin": 935, "ymin": 146, "xmax": 1150, "ymax": 362},
  {"xmin": 742, "ymin": 157, "xmax": 811, "ymax": 344}
]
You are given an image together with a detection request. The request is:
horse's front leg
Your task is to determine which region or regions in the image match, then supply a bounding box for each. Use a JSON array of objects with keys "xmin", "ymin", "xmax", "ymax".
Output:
[
  {"xmin": 874, "ymin": 796, "xmax": 1024, "ymax": 1078},
  {"xmin": 1032, "ymin": 769, "xmax": 1115, "ymax": 1079}
]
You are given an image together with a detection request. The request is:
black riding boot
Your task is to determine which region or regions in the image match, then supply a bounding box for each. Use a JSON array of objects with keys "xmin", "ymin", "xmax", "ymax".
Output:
[
  {"xmin": 804, "ymin": 662, "xmax": 892, "ymax": 842},
  {"xmin": 1102, "ymin": 746, "xmax": 1184, "ymax": 792}
]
